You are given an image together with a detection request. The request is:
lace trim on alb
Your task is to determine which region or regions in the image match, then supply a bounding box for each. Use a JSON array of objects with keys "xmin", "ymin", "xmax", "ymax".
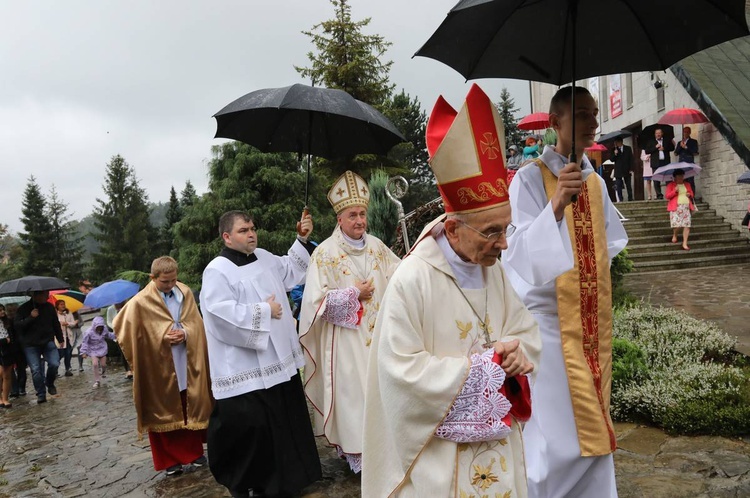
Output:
[
  {"xmin": 336, "ymin": 445, "xmax": 362, "ymax": 474},
  {"xmin": 212, "ymin": 349, "xmax": 303, "ymax": 393},
  {"xmin": 289, "ymin": 245, "xmax": 308, "ymax": 273},
  {"xmin": 245, "ymin": 304, "xmax": 267, "ymax": 348},
  {"xmin": 434, "ymin": 350, "xmax": 512, "ymax": 443},
  {"xmin": 321, "ymin": 287, "xmax": 361, "ymax": 329}
]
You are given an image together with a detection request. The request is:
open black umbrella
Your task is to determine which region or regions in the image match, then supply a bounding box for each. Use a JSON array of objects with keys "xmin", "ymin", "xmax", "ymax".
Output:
[
  {"xmin": 415, "ymin": 0, "xmax": 749, "ymax": 164},
  {"xmin": 596, "ymin": 129, "xmax": 632, "ymax": 144},
  {"xmin": 637, "ymin": 124, "xmax": 675, "ymax": 148},
  {"xmin": 0, "ymin": 275, "xmax": 70, "ymax": 296},
  {"xmin": 214, "ymin": 84, "xmax": 406, "ymax": 206}
]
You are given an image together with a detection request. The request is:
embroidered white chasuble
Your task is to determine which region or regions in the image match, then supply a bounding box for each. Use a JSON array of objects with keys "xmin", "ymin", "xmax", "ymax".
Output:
[
  {"xmin": 299, "ymin": 226, "xmax": 400, "ymax": 463},
  {"xmin": 362, "ymin": 223, "xmax": 541, "ymax": 497}
]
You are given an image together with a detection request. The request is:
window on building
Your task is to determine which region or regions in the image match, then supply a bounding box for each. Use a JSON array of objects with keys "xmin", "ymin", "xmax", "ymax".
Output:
[
  {"xmin": 625, "ymin": 73, "xmax": 633, "ymax": 108},
  {"xmin": 656, "ymin": 85, "xmax": 665, "ymax": 111},
  {"xmin": 600, "ymin": 76, "xmax": 609, "ymax": 121}
]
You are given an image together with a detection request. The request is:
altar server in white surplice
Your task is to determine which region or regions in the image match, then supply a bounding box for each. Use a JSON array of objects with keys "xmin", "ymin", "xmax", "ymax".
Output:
[
  {"xmin": 201, "ymin": 210, "xmax": 322, "ymax": 498},
  {"xmin": 363, "ymin": 84, "xmax": 541, "ymax": 498},
  {"xmin": 503, "ymin": 86, "xmax": 628, "ymax": 498},
  {"xmin": 299, "ymin": 170, "xmax": 400, "ymax": 474}
]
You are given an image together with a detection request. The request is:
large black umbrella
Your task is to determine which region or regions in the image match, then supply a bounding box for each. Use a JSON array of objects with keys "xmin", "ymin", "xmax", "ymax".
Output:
[
  {"xmin": 415, "ymin": 0, "xmax": 749, "ymax": 164},
  {"xmin": 637, "ymin": 124, "xmax": 675, "ymax": 148},
  {"xmin": 596, "ymin": 129, "xmax": 632, "ymax": 144},
  {"xmin": 214, "ymin": 84, "xmax": 406, "ymax": 206},
  {"xmin": 0, "ymin": 275, "xmax": 70, "ymax": 296}
]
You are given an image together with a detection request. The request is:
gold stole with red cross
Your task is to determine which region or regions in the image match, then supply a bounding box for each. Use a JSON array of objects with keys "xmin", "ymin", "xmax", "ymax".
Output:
[{"xmin": 537, "ymin": 160, "xmax": 617, "ymax": 456}]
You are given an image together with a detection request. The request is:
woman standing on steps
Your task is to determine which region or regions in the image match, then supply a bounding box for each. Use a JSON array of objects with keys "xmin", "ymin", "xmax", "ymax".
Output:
[{"xmin": 666, "ymin": 169, "xmax": 696, "ymax": 251}]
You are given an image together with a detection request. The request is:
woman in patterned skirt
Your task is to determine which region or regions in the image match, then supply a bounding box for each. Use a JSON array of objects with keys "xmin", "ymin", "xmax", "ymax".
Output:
[{"xmin": 666, "ymin": 169, "xmax": 696, "ymax": 251}]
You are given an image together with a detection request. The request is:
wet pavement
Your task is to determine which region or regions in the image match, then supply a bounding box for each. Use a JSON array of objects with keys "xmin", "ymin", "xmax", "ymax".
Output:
[
  {"xmin": 1, "ymin": 362, "xmax": 748, "ymax": 497},
  {"xmin": 0, "ymin": 362, "xmax": 354, "ymax": 498},
  {"xmin": 624, "ymin": 263, "xmax": 750, "ymax": 356}
]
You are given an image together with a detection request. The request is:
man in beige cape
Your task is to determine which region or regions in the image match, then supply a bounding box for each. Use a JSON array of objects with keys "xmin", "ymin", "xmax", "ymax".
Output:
[
  {"xmin": 363, "ymin": 84, "xmax": 541, "ymax": 497},
  {"xmin": 115, "ymin": 256, "xmax": 212, "ymax": 476},
  {"xmin": 299, "ymin": 170, "xmax": 400, "ymax": 473}
]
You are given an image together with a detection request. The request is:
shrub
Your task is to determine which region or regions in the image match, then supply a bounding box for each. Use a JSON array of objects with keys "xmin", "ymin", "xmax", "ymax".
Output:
[
  {"xmin": 610, "ymin": 303, "xmax": 749, "ymax": 436},
  {"xmin": 611, "ymin": 337, "xmax": 649, "ymax": 386}
]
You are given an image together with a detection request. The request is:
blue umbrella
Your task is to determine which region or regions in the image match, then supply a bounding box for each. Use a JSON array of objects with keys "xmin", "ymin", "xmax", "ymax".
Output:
[
  {"xmin": 737, "ymin": 171, "xmax": 750, "ymax": 185},
  {"xmin": 83, "ymin": 280, "xmax": 140, "ymax": 309}
]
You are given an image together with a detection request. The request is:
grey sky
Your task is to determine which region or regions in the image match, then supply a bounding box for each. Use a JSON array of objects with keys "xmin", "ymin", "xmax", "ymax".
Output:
[{"xmin": 1, "ymin": 0, "xmax": 530, "ymax": 233}]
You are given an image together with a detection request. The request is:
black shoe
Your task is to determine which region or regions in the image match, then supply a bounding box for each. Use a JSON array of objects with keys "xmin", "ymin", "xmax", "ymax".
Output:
[
  {"xmin": 165, "ymin": 464, "xmax": 183, "ymax": 476},
  {"xmin": 37, "ymin": 396, "xmax": 47, "ymax": 404},
  {"xmin": 19, "ymin": 391, "xmax": 27, "ymax": 396},
  {"xmin": 9, "ymin": 393, "xmax": 19, "ymax": 399},
  {"xmin": 191, "ymin": 455, "xmax": 207, "ymax": 467},
  {"xmin": 47, "ymin": 385, "xmax": 57, "ymax": 396},
  {"xmin": 64, "ymin": 370, "xmax": 73, "ymax": 377}
]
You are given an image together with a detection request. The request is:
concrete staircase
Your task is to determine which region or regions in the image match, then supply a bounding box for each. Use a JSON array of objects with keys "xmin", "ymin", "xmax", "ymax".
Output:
[{"xmin": 616, "ymin": 200, "xmax": 750, "ymax": 272}]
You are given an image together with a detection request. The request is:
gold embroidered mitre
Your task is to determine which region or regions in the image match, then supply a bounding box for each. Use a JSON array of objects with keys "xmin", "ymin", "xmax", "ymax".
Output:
[
  {"xmin": 327, "ymin": 170, "xmax": 370, "ymax": 214},
  {"xmin": 426, "ymin": 84, "xmax": 509, "ymax": 214}
]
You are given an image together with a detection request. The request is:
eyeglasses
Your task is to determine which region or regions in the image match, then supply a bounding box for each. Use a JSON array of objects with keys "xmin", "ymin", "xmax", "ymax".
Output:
[{"xmin": 456, "ymin": 220, "xmax": 516, "ymax": 241}]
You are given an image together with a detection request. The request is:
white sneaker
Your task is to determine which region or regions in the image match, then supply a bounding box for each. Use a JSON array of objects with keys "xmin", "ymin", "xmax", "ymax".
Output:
[{"xmin": 93, "ymin": 381, "xmax": 100, "ymax": 388}]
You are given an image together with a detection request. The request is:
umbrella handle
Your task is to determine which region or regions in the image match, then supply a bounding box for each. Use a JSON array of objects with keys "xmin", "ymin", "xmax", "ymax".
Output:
[
  {"xmin": 569, "ymin": 152, "xmax": 579, "ymax": 203},
  {"xmin": 297, "ymin": 207, "xmax": 311, "ymax": 237}
]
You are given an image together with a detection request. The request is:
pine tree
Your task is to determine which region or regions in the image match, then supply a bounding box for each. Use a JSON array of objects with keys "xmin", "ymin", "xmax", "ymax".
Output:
[
  {"xmin": 295, "ymin": 0, "xmax": 394, "ymax": 107},
  {"xmin": 496, "ymin": 87, "xmax": 523, "ymax": 150},
  {"xmin": 46, "ymin": 185, "xmax": 84, "ymax": 284},
  {"xmin": 180, "ymin": 180, "xmax": 198, "ymax": 208},
  {"xmin": 367, "ymin": 170, "xmax": 399, "ymax": 247},
  {"xmin": 173, "ymin": 143, "xmax": 337, "ymax": 286},
  {"xmin": 0, "ymin": 224, "xmax": 24, "ymax": 281},
  {"xmin": 384, "ymin": 90, "xmax": 438, "ymax": 212},
  {"xmin": 90, "ymin": 155, "xmax": 155, "ymax": 280},
  {"xmin": 19, "ymin": 176, "xmax": 56, "ymax": 275},
  {"xmin": 159, "ymin": 186, "xmax": 182, "ymax": 256}
]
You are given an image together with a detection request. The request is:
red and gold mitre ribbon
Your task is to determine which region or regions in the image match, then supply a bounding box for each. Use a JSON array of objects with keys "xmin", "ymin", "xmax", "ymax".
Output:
[{"xmin": 426, "ymin": 84, "xmax": 509, "ymax": 214}]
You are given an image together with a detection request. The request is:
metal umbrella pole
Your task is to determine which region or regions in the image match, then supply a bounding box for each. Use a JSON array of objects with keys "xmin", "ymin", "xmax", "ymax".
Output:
[{"xmin": 386, "ymin": 176, "xmax": 410, "ymax": 252}]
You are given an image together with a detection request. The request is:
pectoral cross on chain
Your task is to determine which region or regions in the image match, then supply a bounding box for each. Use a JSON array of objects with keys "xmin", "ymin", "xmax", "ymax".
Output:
[{"xmin": 481, "ymin": 314, "xmax": 495, "ymax": 349}]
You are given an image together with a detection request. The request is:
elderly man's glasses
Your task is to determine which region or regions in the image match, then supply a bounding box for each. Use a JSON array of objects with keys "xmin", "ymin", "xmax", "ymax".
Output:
[{"xmin": 456, "ymin": 220, "xmax": 516, "ymax": 241}]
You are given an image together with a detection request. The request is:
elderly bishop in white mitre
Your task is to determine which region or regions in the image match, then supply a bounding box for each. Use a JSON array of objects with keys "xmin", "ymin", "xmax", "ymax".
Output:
[{"xmin": 362, "ymin": 84, "xmax": 541, "ymax": 497}]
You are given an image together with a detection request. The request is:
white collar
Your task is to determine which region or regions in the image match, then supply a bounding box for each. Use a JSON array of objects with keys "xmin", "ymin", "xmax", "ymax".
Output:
[
  {"xmin": 341, "ymin": 231, "xmax": 366, "ymax": 249},
  {"xmin": 540, "ymin": 145, "xmax": 595, "ymax": 180},
  {"xmin": 435, "ymin": 228, "xmax": 484, "ymax": 289}
]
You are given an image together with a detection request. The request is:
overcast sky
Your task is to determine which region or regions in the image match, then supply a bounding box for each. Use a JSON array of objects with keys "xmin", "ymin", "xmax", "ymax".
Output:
[{"xmin": 1, "ymin": 0, "xmax": 531, "ymax": 233}]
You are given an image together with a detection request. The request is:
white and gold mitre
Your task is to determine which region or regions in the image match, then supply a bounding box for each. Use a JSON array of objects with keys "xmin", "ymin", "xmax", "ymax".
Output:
[{"xmin": 327, "ymin": 170, "xmax": 370, "ymax": 214}]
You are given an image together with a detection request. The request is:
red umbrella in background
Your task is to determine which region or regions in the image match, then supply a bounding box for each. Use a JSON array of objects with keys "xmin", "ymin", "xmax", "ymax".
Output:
[
  {"xmin": 658, "ymin": 108, "xmax": 709, "ymax": 125},
  {"xmin": 585, "ymin": 143, "xmax": 608, "ymax": 152},
  {"xmin": 518, "ymin": 112, "xmax": 550, "ymax": 131}
]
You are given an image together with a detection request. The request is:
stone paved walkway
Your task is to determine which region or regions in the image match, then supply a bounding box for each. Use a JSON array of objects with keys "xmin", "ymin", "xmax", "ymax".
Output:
[
  {"xmin": 624, "ymin": 263, "xmax": 750, "ymax": 355},
  {"xmin": 1, "ymin": 364, "xmax": 749, "ymax": 497}
]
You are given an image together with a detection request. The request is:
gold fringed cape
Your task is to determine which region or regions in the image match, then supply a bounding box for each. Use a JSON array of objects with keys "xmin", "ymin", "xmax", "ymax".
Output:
[
  {"xmin": 536, "ymin": 160, "xmax": 617, "ymax": 456},
  {"xmin": 114, "ymin": 281, "xmax": 213, "ymax": 437}
]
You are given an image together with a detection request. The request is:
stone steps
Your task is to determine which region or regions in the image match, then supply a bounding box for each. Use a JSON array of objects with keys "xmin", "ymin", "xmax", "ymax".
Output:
[
  {"xmin": 629, "ymin": 237, "xmax": 749, "ymax": 254},
  {"xmin": 616, "ymin": 199, "xmax": 749, "ymax": 272}
]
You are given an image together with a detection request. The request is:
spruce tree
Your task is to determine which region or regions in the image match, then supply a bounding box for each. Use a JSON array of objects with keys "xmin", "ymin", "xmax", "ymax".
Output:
[
  {"xmin": 47, "ymin": 185, "xmax": 84, "ymax": 284},
  {"xmin": 173, "ymin": 143, "xmax": 337, "ymax": 286},
  {"xmin": 0, "ymin": 224, "xmax": 24, "ymax": 281},
  {"xmin": 180, "ymin": 180, "xmax": 198, "ymax": 208},
  {"xmin": 159, "ymin": 186, "xmax": 182, "ymax": 256},
  {"xmin": 496, "ymin": 87, "xmax": 523, "ymax": 150},
  {"xmin": 367, "ymin": 169, "xmax": 399, "ymax": 247},
  {"xmin": 19, "ymin": 176, "xmax": 56, "ymax": 275},
  {"xmin": 295, "ymin": 0, "xmax": 394, "ymax": 107},
  {"xmin": 90, "ymin": 155, "xmax": 155, "ymax": 280},
  {"xmin": 384, "ymin": 90, "xmax": 438, "ymax": 211}
]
